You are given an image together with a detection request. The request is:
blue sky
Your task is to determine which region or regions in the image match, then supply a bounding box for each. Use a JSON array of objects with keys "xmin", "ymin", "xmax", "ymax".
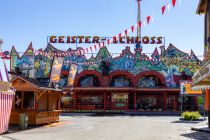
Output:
[{"xmin": 0, "ymin": 0, "xmax": 204, "ymax": 80}]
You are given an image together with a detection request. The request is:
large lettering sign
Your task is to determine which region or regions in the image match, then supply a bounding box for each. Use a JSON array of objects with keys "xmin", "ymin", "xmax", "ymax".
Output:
[{"xmin": 48, "ymin": 36, "xmax": 164, "ymax": 44}]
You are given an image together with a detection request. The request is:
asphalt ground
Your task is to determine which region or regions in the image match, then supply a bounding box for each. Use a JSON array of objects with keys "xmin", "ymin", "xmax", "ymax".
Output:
[{"xmin": 0, "ymin": 113, "xmax": 210, "ymax": 140}]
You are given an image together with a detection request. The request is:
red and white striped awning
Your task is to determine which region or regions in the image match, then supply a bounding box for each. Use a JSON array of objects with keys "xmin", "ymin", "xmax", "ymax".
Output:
[{"xmin": 0, "ymin": 91, "xmax": 15, "ymax": 134}]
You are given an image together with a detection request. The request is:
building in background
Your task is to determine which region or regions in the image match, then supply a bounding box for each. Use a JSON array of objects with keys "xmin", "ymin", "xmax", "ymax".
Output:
[
  {"xmin": 197, "ymin": 0, "xmax": 210, "ymax": 61},
  {"xmin": 10, "ymin": 42, "xmax": 202, "ymax": 113},
  {"xmin": 192, "ymin": 0, "xmax": 210, "ymax": 128}
]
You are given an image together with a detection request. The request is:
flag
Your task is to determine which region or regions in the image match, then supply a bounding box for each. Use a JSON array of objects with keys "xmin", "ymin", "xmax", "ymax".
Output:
[
  {"xmin": 107, "ymin": 39, "xmax": 110, "ymax": 45},
  {"xmin": 94, "ymin": 45, "xmax": 97, "ymax": 51},
  {"xmin": 167, "ymin": 4, "xmax": 171, "ymax": 11},
  {"xmin": 131, "ymin": 26, "xmax": 135, "ymax": 32},
  {"xmin": 68, "ymin": 64, "xmax": 78, "ymax": 86},
  {"xmin": 119, "ymin": 33, "xmax": 122, "ymax": 37},
  {"xmin": 138, "ymin": 21, "xmax": 142, "ymax": 28},
  {"xmin": 124, "ymin": 30, "xmax": 128, "ymax": 36},
  {"xmin": 172, "ymin": 0, "xmax": 176, "ymax": 7},
  {"xmin": 147, "ymin": 16, "xmax": 151, "ymax": 24},
  {"xmin": 49, "ymin": 57, "xmax": 64, "ymax": 84},
  {"xmin": 162, "ymin": 5, "xmax": 166, "ymax": 15}
]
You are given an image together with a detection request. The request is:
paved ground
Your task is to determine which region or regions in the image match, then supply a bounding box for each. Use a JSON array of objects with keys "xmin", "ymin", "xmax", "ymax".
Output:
[{"xmin": 0, "ymin": 113, "xmax": 210, "ymax": 140}]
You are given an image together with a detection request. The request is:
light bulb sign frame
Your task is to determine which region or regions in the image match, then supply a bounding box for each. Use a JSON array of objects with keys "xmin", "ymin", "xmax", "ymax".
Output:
[{"xmin": 48, "ymin": 36, "xmax": 165, "ymax": 45}]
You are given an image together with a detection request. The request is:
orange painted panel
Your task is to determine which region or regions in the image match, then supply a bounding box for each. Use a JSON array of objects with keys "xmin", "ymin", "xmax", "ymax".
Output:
[
  {"xmin": 205, "ymin": 89, "xmax": 210, "ymax": 110},
  {"xmin": 185, "ymin": 84, "xmax": 202, "ymax": 94}
]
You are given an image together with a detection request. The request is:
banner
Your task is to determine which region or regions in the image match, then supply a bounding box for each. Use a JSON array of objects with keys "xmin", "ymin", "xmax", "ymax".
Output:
[
  {"xmin": 68, "ymin": 64, "xmax": 78, "ymax": 86},
  {"xmin": 50, "ymin": 57, "xmax": 64, "ymax": 83}
]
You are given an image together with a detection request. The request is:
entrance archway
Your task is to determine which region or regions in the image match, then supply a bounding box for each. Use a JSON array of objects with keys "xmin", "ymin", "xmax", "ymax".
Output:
[
  {"xmin": 109, "ymin": 70, "xmax": 135, "ymax": 87},
  {"xmin": 135, "ymin": 71, "xmax": 166, "ymax": 87},
  {"xmin": 74, "ymin": 70, "xmax": 102, "ymax": 87},
  {"xmin": 135, "ymin": 71, "xmax": 166, "ymax": 111}
]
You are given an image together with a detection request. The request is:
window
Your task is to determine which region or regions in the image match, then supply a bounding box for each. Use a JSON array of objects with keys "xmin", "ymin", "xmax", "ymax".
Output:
[
  {"xmin": 79, "ymin": 75, "xmax": 100, "ymax": 87},
  {"xmin": 138, "ymin": 76, "xmax": 162, "ymax": 88},
  {"xmin": 23, "ymin": 92, "xmax": 34, "ymax": 110},
  {"xmin": 111, "ymin": 75, "xmax": 132, "ymax": 87}
]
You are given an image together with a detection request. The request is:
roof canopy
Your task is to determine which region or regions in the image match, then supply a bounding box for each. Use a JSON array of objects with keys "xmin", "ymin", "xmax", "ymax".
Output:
[
  {"xmin": 192, "ymin": 60, "xmax": 210, "ymax": 89},
  {"xmin": 197, "ymin": 0, "xmax": 207, "ymax": 14},
  {"xmin": 10, "ymin": 75, "xmax": 61, "ymax": 91}
]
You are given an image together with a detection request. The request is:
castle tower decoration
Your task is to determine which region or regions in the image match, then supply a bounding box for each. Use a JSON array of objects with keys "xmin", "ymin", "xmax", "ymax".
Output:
[
  {"xmin": 151, "ymin": 47, "xmax": 160, "ymax": 64},
  {"xmin": 10, "ymin": 46, "xmax": 20, "ymax": 72}
]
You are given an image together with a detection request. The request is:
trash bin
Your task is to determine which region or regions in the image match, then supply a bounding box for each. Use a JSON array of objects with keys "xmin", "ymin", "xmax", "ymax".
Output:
[{"xmin": 19, "ymin": 114, "xmax": 28, "ymax": 129}]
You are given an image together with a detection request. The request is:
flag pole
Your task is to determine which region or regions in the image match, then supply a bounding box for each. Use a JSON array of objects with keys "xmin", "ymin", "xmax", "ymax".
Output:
[{"xmin": 0, "ymin": 39, "xmax": 9, "ymax": 81}]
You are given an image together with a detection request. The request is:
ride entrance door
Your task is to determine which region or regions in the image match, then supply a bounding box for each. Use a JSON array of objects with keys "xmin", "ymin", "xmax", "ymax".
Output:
[{"xmin": 128, "ymin": 93, "xmax": 134, "ymax": 110}]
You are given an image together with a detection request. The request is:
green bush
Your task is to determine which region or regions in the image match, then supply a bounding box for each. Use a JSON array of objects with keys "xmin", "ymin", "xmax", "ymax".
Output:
[
  {"xmin": 182, "ymin": 111, "xmax": 201, "ymax": 121},
  {"xmin": 197, "ymin": 96, "xmax": 204, "ymax": 105}
]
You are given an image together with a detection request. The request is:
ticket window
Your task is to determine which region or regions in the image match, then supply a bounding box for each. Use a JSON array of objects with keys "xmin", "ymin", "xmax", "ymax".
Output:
[
  {"xmin": 15, "ymin": 91, "xmax": 22, "ymax": 109},
  {"xmin": 14, "ymin": 91, "xmax": 34, "ymax": 110},
  {"xmin": 23, "ymin": 91, "xmax": 34, "ymax": 110}
]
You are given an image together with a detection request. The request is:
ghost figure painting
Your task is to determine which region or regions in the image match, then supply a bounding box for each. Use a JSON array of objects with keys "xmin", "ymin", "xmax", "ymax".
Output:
[{"xmin": 163, "ymin": 65, "xmax": 181, "ymax": 88}]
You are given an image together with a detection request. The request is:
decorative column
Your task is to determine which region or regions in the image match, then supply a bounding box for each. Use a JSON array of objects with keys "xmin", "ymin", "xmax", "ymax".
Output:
[
  {"xmin": 102, "ymin": 76, "xmax": 109, "ymax": 87},
  {"xmin": 134, "ymin": 92, "xmax": 137, "ymax": 111},
  {"xmin": 163, "ymin": 92, "xmax": 167, "ymax": 110},
  {"xmin": 104, "ymin": 92, "xmax": 107, "ymax": 110},
  {"xmin": 174, "ymin": 95, "xmax": 178, "ymax": 111},
  {"xmin": 73, "ymin": 92, "xmax": 77, "ymax": 110},
  {"xmin": 205, "ymin": 89, "xmax": 210, "ymax": 128},
  {"xmin": 58, "ymin": 92, "xmax": 61, "ymax": 110},
  {"xmin": 21, "ymin": 91, "xmax": 24, "ymax": 110},
  {"xmin": 47, "ymin": 91, "xmax": 50, "ymax": 111}
]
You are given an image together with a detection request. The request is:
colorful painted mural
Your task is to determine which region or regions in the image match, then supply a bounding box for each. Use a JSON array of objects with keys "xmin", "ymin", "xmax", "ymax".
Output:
[
  {"xmin": 138, "ymin": 76, "xmax": 160, "ymax": 88},
  {"xmin": 10, "ymin": 43, "xmax": 202, "ymax": 88},
  {"xmin": 10, "ymin": 43, "xmax": 34, "ymax": 77}
]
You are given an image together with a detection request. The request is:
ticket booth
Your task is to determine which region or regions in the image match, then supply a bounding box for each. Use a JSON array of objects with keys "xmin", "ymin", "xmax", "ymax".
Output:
[{"xmin": 9, "ymin": 75, "xmax": 61, "ymax": 125}]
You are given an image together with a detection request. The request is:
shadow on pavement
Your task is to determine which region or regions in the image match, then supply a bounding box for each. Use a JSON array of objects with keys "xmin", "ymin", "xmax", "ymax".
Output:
[
  {"xmin": 171, "ymin": 120, "xmax": 201, "ymax": 124},
  {"xmin": 60, "ymin": 113, "xmax": 180, "ymax": 117},
  {"xmin": 171, "ymin": 117, "xmax": 207, "ymax": 124},
  {"xmin": 0, "ymin": 135, "xmax": 17, "ymax": 140},
  {"xmin": 6, "ymin": 123, "xmax": 53, "ymax": 135},
  {"xmin": 171, "ymin": 120, "xmax": 200, "ymax": 124},
  {"xmin": 181, "ymin": 131, "xmax": 210, "ymax": 140}
]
